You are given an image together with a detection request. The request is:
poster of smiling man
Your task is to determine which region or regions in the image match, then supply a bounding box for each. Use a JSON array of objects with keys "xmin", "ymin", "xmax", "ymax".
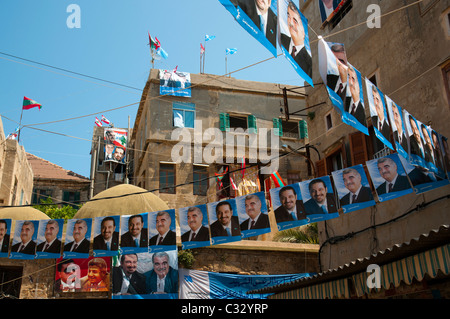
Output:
[
  {"xmin": 159, "ymin": 69, "xmax": 191, "ymax": 97},
  {"xmin": 235, "ymin": 192, "xmax": 271, "ymax": 238},
  {"xmin": 218, "ymin": 0, "xmax": 278, "ymax": 57},
  {"xmin": 418, "ymin": 121, "xmax": 438, "ymax": 173},
  {"xmin": 119, "ymin": 213, "xmax": 149, "ymax": 255},
  {"xmin": 208, "ymin": 199, "xmax": 242, "ymax": 245},
  {"xmin": 148, "ymin": 209, "xmax": 177, "ymax": 253},
  {"xmin": 332, "ymin": 165, "xmax": 375, "ymax": 213},
  {"xmin": 365, "ymin": 78, "xmax": 394, "ymax": 151},
  {"xmin": 269, "ymin": 183, "xmax": 308, "ymax": 231},
  {"xmin": 0, "ymin": 219, "xmax": 11, "ymax": 258},
  {"xmin": 385, "ymin": 96, "xmax": 408, "ymax": 159},
  {"xmin": 104, "ymin": 128, "xmax": 128, "ymax": 164},
  {"xmin": 92, "ymin": 216, "xmax": 120, "ymax": 257},
  {"xmin": 10, "ymin": 220, "xmax": 39, "ymax": 259},
  {"xmin": 278, "ymin": 0, "xmax": 313, "ymax": 86},
  {"xmin": 63, "ymin": 218, "xmax": 92, "ymax": 259},
  {"xmin": 299, "ymin": 176, "xmax": 339, "ymax": 222},
  {"xmin": 403, "ymin": 109, "xmax": 426, "ymax": 169},
  {"xmin": 179, "ymin": 205, "xmax": 211, "ymax": 250},
  {"xmin": 35, "ymin": 219, "xmax": 64, "ymax": 259},
  {"xmin": 366, "ymin": 153, "xmax": 413, "ymax": 202}
]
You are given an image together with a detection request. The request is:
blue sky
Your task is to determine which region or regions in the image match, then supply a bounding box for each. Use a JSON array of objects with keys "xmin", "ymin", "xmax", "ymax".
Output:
[{"xmin": 0, "ymin": 0, "xmax": 308, "ymax": 178}]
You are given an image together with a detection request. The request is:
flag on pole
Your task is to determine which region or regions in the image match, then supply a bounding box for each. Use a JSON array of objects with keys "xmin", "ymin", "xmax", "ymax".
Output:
[
  {"xmin": 205, "ymin": 34, "xmax": 216, "ymax": 42},
  {"xmin": 95, "ymin": 117, "xmax": 103, "ymax": 127},
  {"xmin": 22, "ymin": 96, "xmax": 42, "ymax": 110},
  {"xmin": 200, "ymin": 43, "xmax": 205, "ymax": 55},
  {"xmin": 230, "ymin": 175, "xmax": 238, "ymax": 190},
  {"xmin": 226, "ymin": 48, "xmax": 238, "ymax": 55},
  {"xmin": 148, "ymin": 32, "xmax": 169, "ymax": 59},
  {"xmin": 270, "ymin": 171, "xmax": 286, "ymax": 188},
  {"xmin": 101, "ymin": 115, "xmax": 111, "ymax": 125},
  {"xmin": 215, "ymin": 167, "xmax": 228, "ymax": 189}
]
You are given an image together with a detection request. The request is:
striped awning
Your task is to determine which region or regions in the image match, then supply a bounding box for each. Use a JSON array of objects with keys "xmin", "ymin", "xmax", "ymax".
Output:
[
  {"xmin": 269, "ymin": 277, "xmax": 350, "ymax": 299},
  {"xmin": 353, "ymin": 243, "xmax": 450, "ymax": 297}
]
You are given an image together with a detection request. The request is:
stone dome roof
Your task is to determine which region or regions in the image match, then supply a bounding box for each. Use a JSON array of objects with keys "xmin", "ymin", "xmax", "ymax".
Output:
[
  {"xmin": 74, "ymin": 184, "xmax": 170, "ymax": 219},
  {"xmin": 0, "ymin": 207, "xmax": 50, "ymax": 221}
]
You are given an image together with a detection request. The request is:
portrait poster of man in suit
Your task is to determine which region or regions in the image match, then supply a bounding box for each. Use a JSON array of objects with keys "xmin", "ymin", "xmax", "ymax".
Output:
[
  {"xmin": 179, "ymin": 205, "xmax": 211, "ymax": 250},
  {"xmin": 0, "ymin": 219, "xmax": 12, "ymax": 258},
  {"xmin": 104, "ymin": 128, "xmax": 128, "ymax": 164},
  {"xmin": 269, "ymin": 183, "xmax": 308, "ymax": 231},
  {"xmin": 148, "ymin": 209, "xmax": 177, "ymax": 253},
  {"xmin": 92, "ymin": 216, "xmax": 120, "ymax": 257},
  {"xmin": 143, "ymin": 251, "xmax": 179, "ymax": 298},
  {"xmin": 319, "ymin": 0, "xmax": 343, "ymax": 23},
  {"xmin": 366, "ymin": 153, "xmax": 414, "ymax": 202},
  {"xmin": 430, "ymin": 129, "xmax": 447, "ymax": 179},
  {"xmin": 385, "ymin": 96, "xmax": 409, "ymax": 159},
  {"xmin": 120, "ymin": 213, "xmax": 149, "ymax": 255},
  {"xmin": 10, "ymin": 220, "xmax": 39, "ymax": 259},
  {"xmin": 35, "ymin": 219, "xmax": 64, "ymax": 259},
  {"xmin": 332, "ymin": 165, "xmax": 375, "ymax": 213},
  {"xmin": 63, "ymin": 218, "xmax": 92, "ymax": 259},
  {"xmin": 236, "ymin": 192, "xmax": 271, "ymax": 238},
  {"xmin": 365, "ymin": 78, "xmax": 394, "ymax": 151},
  {"xmin": 278, "ymin": 0, "xmax": 313, "ymax": 85},
  {"xmin": 404, "ymin": 110, "xmax": 427, "ymax": 169},
  {"xmin": 220, "ymin": 0, "xmax": 278, "ymax": 57},
  {"xmin": 419, "ymin": 122, "xmax": 437, "ymax": 173},
  {"xmin": 208, "ymin": 199, "xmax": 242, "ymax": 245},
  {"xmin": 299, "ymin": 176, "xmax": 340, "ymax": 222}
]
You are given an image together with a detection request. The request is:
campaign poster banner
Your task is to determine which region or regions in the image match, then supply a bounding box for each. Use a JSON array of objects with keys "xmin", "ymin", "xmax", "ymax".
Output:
[
  {"xmin": 92, "ymin": 215, "xmax": 120, "ymax": 257},
  {"xmin": 404, "ymin": 109, "xmax": 427, "ymax": 168},
  {"xmin": 418, "ymin": 121, "xmax": 438, "ymax": 173},
  {"xmin": 179, "ymin": 204, "xmax": 211, "ymax": 250},
  {"xmin": 112, "ymin": 250, "xmax": 178, "ymax": 299},
  {"xmin": 63, "ymin": 218, "xmax": 92, "ymax": 259},
  {"xmin": 269, "ymin": 183, "xmax": 309, "ymax": 231},
  {"xmin": 235, "ymin": 192, "xmax": 271, "ymax": 238},
  {"xmin": 332, "ymin": 165, "xmax": 375, "ymax": 213},
  {"xmin": 119, "ymin": 213, "xmax": 149, "ymax": 255},
  {"xmin": 343, "ymin": 63, "xmax": 369, "ymax": 134},
  {"xmin": 299, "ymin": 176, "xmax": 339, "ymax": 222},
  {"xmin": 278, "ymin": 0, "xmax": 313, "ymax": 86},
  {"xmin": 440, "ymin": 135, "xmax": 450, "ymax": 178},
  {"xmin": 366, "ymin": 153, "xmax": 413, "ymax": 203},
  {"xmin": 218, "ymin": 0, "xmax": 278, "ymax": 57},
  {"xmin": 385, "ymin": 96, "xmax": 408, "ymax": 159},
  {"xmin": 397, "ymin": 153, "xmax": 449, "ymax": 194},
  {"xmin": 159, "ymin": 69, "xmax": 191, "ymax": 97},
  {"xmin": 104, "ymin": 128, "xmax": 128, "ymax": 163},
  {"xmin": 9, "ymin": 220, "xmax": 39, "ymax": 259},
  {"xmin": 365, "ymin": 78, "xmax": 394, "ymax": 151},
  {"xmin": 0, "ymin": 219, "xmax": 11, "ymax": 258},
  {"xmin": 432, "ymin": 130, "xmax": 450, "ymax": 179},
  {"xmin": 148, "ymin": 209, "xmax": 177, "ymax": 253},
  {"xmin": 55, "ymin": 257, "xmax": 111, "ymax": 293},
  {"xmin": 179, "ymin": 268, "xmax": 313, "ymax": 299},
  {"xmin": 319, "ymin": 0, "xmax": 347, "ymax": 23},
  {"xmin": 35, "ymin": 219, "xmax": 64, "ymax": 259},
  {"xmin": 208, "ymin": 199, "xmax": 242, "ymax": 245}
]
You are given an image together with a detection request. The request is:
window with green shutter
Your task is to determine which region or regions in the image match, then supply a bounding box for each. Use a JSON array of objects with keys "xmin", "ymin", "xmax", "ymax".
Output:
[
  {"xmin": 219, "ymin": 113, "xmax": 230, "ymax": 132},
  {"xmin": 273, "ymin": 118, "xmax": 283, "ymax": 136},
  {"xmin": 299, "ymin": 120, "xmax": 308, "ymax": 139},
  {"xmin": 247, "ymin": 115, "xmax": 257, "ymax": 134}
]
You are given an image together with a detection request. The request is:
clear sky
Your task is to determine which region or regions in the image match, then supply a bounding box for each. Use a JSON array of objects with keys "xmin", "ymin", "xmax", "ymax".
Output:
[{"xmin": 0, "ymin": 0, "xmax": 308, "ymax": 178}]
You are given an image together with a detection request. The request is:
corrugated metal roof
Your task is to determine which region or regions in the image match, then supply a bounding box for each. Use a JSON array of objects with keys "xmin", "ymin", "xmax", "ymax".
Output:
[{"xmin": 248, "ymin": 224, "xmax": 450, "ymax": 295}]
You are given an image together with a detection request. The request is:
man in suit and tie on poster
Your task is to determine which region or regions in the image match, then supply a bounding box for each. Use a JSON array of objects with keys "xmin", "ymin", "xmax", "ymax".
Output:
[
  {"xmin": 240, "ymin": 194, "xmax": 270, "ymax": 231},
  {"xmin": 376, "ymin": 157, "xmax": 411, "ymax": 195},
  {"xmin": 149, "ymin": 211, "xmax": 176, "ymax": 246},
  {"xmin": 326, "ymin": 43, "xmax": 348, "ymax": 102},
  {"xmin": 11, "ymin": 221, "xmax": 37, "ymax": 255},
  {"xmin": 371, "ymin": 84, "xmax": 391, "ymax": 142},
  {"xmin": 391, "ymin": 103, "xmax": 408, "ymax": 151},
  {"xmin": 304, "ymin": 179, "xmax": 338, "ymax": 215},
  {"xmin": 344, "ymin": 64, "xmax": 366, "ymax": 126},
  {"xmin": 210, "ymin": 201, "xmax": 241, "ymax": 238},
  {"xmin": 237, "ymin": 0, "xmax": 277, "ymax": 48},
  {"xmin": 64, "ymin": 219, "xmax": 90, "ymax": 254},
  {"xmin": 274, "ymin": 186, "xmax": 306, "ymax": 223},
  {"xmin": 280, "ymin": 1, "xmax": 312, "ymax": 78},
  {"xmin": 181, "ymin": 206, "xmax": 210, "ymax": 242},
  {"xmin": 112, "ymin": 254, "xmax": 146, "ymax": 295},
  {"xmin": 0, "ymin": 220, "xmax": 10, "ymax": 254},
  {"xmin": 93, "ymin": 217, "xmax": 119, "ymax": 252},
  {"xmin": 120, "ymin": 215, "xmax": 148, "ymax": 248},
  {"xmin": 339, "ymin": 168, "xmax": 373, "ymax": 206},
  {"xmin": 421, "ymin": 124, "xmax": 435, "ymax": 165},
  {"xmin": 37, "ymin": 220, "xmax": 62, "ymax": 254},
  {"xmin": 408, "ymin": 115, "xmax": 425, "ymax": 159}
]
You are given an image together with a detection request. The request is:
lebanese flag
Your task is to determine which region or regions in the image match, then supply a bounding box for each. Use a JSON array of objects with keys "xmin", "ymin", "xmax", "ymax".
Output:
[
  {"xmin": 270, "ymin": 171, "xmax": 286, "ymax": 188},
  {"xmin": 22, "ymin": 96, "xmax": 42, "ymax": 110},
  {"xmin": 200, "ymin": 43, "xmax": 205, "ymax": 55},
  {"xmin": 95, "ymin": 117, "xmax": 103, "ymax": 127},
  {"xmin": 101, "ymin": 115, "xmax": 111, "ymax": 125}
]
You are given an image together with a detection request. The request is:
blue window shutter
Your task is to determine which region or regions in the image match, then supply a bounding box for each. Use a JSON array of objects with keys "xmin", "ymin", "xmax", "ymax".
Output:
[
  {"xmin": 219, "ymin": 113, "xmax": 230, "ymax": 132},
  {"xmin": 273, "ymin": 118, "xmax": 283, "ymax": 137},
  {"xmin": 248, "ymin": 115, "xmax": 257, "ymax": 134},
  {"xmin": 299, "ymin": 120, "xmax": 308, "ymax": 139}
]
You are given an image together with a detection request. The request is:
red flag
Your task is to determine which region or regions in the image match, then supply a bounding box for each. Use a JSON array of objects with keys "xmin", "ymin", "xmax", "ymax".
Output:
[{"xmin": 200, "ymin": 43, "xmax": 205, "ymax": 55}]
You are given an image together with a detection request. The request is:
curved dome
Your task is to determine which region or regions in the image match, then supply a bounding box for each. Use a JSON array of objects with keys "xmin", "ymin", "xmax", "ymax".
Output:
[
  {"xmin": 0, "ymin": 207, "xmax": 50, "ymax": 221},
  {"xmin": 74, "ymin": 184, "xmax": 170, "ymax": 219}
]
